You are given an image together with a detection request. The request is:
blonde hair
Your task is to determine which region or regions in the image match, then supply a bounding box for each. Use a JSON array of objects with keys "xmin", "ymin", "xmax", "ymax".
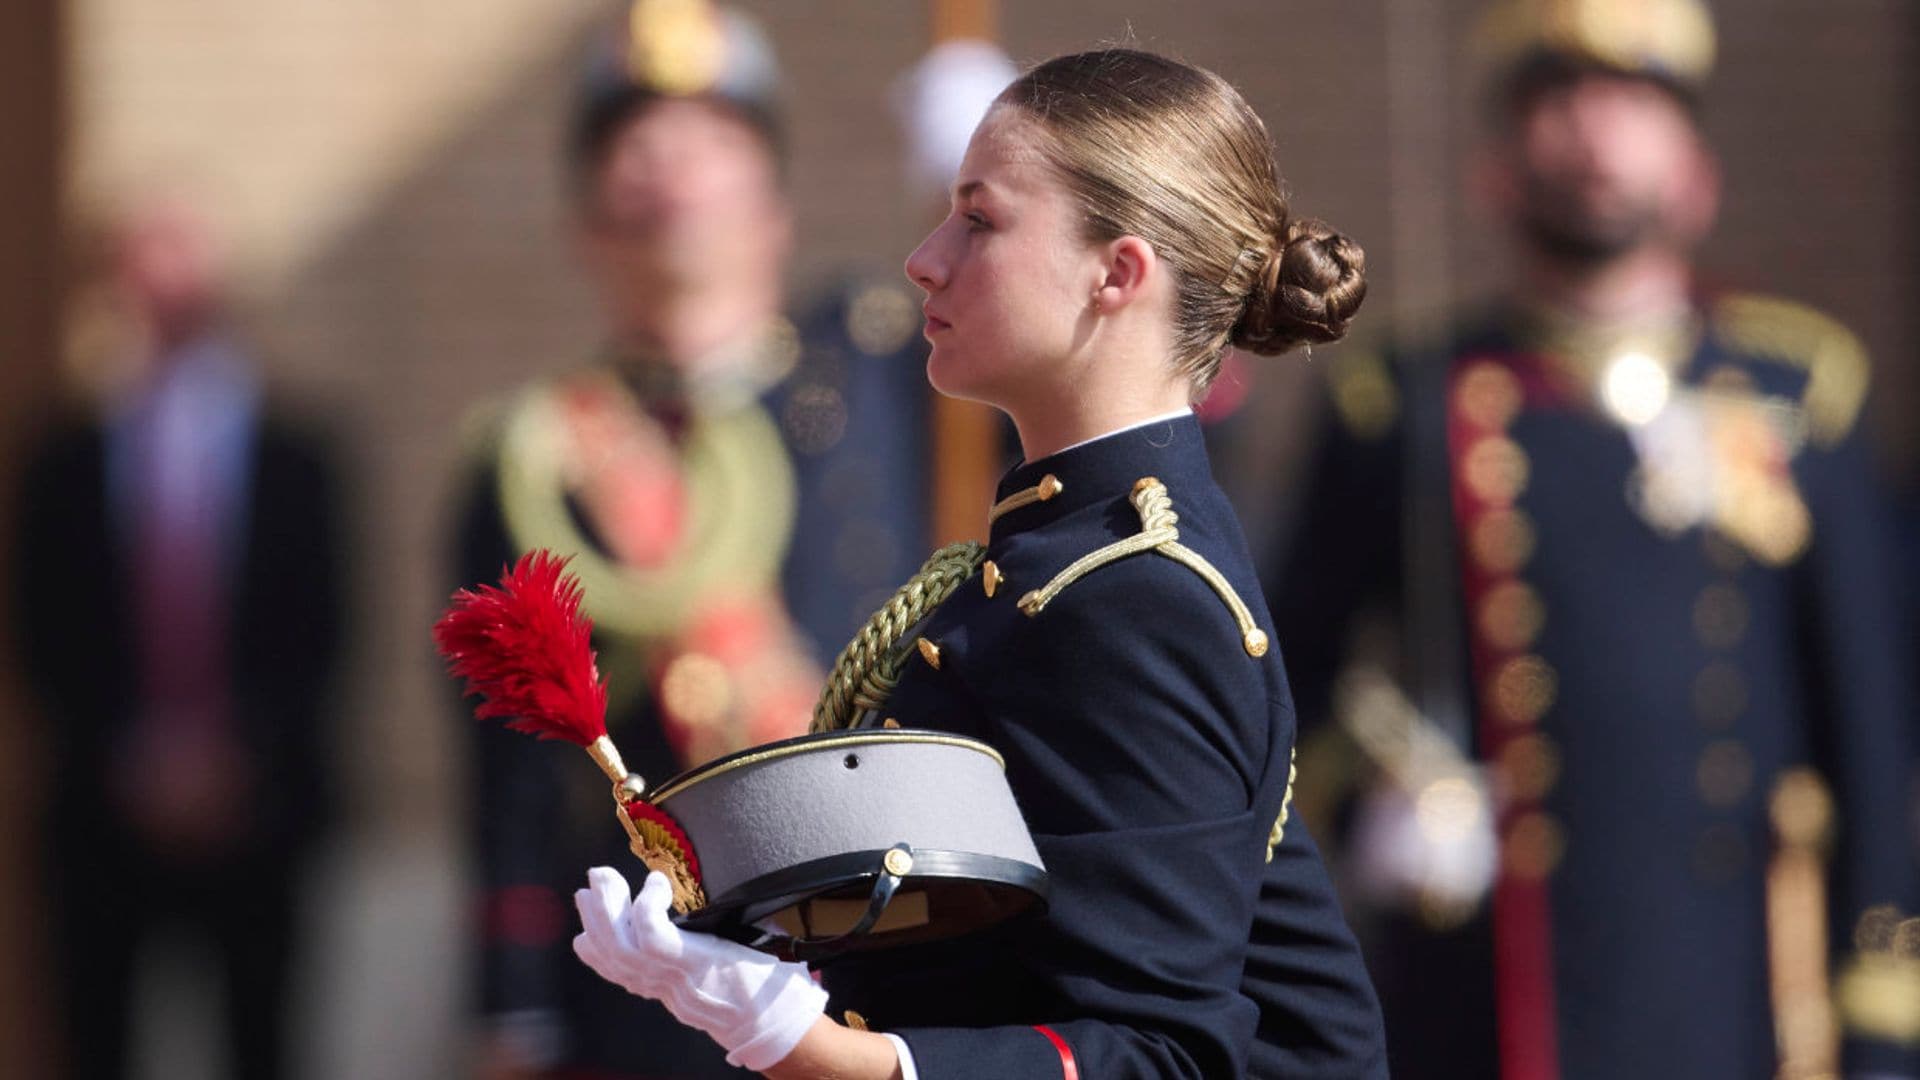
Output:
[{"xmin": 996, "ymin": 49, "xmax": 1366, "ymax": 391}]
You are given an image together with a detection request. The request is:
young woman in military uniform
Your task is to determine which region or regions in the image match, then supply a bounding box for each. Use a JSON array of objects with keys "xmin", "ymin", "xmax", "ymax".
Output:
[{"xmin": 570, "ymin": 48, "xmax": 1389, "ymax": 1079}]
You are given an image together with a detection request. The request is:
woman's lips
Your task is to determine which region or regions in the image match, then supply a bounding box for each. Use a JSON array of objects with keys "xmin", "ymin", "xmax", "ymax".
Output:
[{"xmin": 923, "ymin": 306, "xmax": 951, "ymax": 334}]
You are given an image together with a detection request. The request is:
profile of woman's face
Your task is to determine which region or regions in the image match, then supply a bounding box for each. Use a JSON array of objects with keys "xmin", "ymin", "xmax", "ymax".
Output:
[{"xmin": 905, "ymin": 109, "xmax": 1105, "ymax": 409}]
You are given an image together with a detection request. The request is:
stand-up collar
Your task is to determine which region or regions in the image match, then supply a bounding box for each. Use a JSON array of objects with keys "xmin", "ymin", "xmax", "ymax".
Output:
[{"xmin": 988, "ymin": 411, "xmax": 1209, "ymax": 544}]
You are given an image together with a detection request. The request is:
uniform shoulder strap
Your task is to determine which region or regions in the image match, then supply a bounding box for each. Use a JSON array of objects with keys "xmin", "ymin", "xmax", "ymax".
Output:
[
  {"xmin": 1710, "ymin": 291, "xmax": 1869, "ymax": 446},
  {"xmin": 1017, "ymin": 478, "xmax": 1271, "ymax": 660}
]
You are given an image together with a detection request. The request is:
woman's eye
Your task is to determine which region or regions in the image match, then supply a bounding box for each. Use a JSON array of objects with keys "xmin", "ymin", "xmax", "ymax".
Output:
[{"xmin": 965, "ymin": 212, "xmax": 990, "ymax": 230}]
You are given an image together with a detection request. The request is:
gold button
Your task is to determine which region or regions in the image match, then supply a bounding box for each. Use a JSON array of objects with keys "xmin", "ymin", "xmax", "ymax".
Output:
[
  {"xmin": 982, "ymin": 559, "xmax": 1003, "ymax": 598},
  {"xmin": 1477, "ymin": 580, "xmax": 1546, "ymax": 652},
  {"xmin": 1691, "ymin": 662, "xmax": 1748, "ymax": 729},
  {"xmin": 1453, "ymin": 361, "xmax": 1524, "ymax": 430},
  {"xmin": 1770, "ymin": 767, "xmax": 1834, "ymax": 850},
  {"xmin": 1489, "ymin": 655, "xmax": 1558, "ymax": 727},
  {"xmin": 1038, "ymin": 474, "xmax": 1064, "ymax": 499},
  {"xmin": 1701, "ymin": 531, "xmax": 1746, "ymax": 573},
  {"xmin": 1497, "ymin": 734, "xmax": 1561, "ymax": 802},
  {"xmin": 1243, "ymin": 628, "xmax": 1270, "ymax": 657},
  {"xmin": 1693, "ymin": 584, "xmax": 1750, "ymax": 650},
  {"xmin": 1503, "ymin": 812, "xmax": 1566, "ymax": 880},
  {"xmin": 883, "ymin": 848, "xmax": 915, "ymax": 877},
  {"xmin": 1696, "ymin": 739, "xmax": 1754, "ymax": 808},
  {"xmin": 915, "ymin": 637, "xmax": 942, "ymax": 670},
  {"xmin": 1462, "ymin": 436, "xmax": 1531, "ymax": 505},
  {"xmin": 842, "ymin": 1009, "xmax": 870, "ymax": 1031},
  {"xmin": 1692, "ymin": 823, "xmax": 1747, "ymax": 883},
  {"xmin": 1470, "ymin": 509, "xmax": 1537, "ymax": 575}
]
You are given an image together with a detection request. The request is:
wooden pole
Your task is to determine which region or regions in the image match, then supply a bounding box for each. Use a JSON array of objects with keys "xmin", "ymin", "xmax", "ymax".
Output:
[{"xmin": 927, "ymin": 0, "xmax": 1002, "ymax": 546}]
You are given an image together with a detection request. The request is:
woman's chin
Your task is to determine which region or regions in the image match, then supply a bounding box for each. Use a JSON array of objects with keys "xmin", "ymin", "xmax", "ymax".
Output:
[{"xmin": 925, "ymin": 350, "xmax": 975, "ymax": 399}]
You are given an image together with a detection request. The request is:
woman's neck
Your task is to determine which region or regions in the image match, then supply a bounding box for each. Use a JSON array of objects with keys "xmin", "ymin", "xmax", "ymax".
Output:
[{"xmin": 1008, "ymin": 378, "xmax": 1192, "ymax": 463}]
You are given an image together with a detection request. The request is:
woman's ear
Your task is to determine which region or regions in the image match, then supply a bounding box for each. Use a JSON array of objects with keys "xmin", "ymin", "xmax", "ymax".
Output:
[{"xmin": 1091, "ymin": 235, "xmax": 1158, "ymax": 313}]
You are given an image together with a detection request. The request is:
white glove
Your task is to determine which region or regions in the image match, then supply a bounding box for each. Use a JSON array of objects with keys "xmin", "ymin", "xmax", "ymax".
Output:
[{"xmin": 572, "ymin": 867, "xmax": 828, "ymax": 1071}]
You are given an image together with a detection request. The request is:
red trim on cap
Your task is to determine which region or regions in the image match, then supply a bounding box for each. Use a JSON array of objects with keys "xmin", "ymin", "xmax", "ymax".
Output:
[{"xmin": 1033, "ymin": 1025, "xmax": 1078, "ymax": 1080}]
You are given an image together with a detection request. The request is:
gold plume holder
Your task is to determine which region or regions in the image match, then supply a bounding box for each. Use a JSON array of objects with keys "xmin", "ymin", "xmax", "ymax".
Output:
[{"xmin": 585, "ymin": 734, "xmax": 708, "ymax": 913}]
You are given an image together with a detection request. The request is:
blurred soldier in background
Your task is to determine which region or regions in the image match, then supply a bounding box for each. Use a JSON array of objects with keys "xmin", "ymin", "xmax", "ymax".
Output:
[
  {"xmin": 11, "ymin": 195, "xmax": 348, "ymax": 1080},
  {"xmin": 1270, "ymin": 0, "xmax": 1920, "ymax": 1077},
  {"xmin": 448, "ymin": 2, "xmax": 930, "ymax": 1076}
]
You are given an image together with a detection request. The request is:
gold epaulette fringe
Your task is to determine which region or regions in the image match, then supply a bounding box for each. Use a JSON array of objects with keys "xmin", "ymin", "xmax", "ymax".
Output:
[
  {"xmin": 1711, "ymin": 292, "xmax": 1869, "ymax": 447},
  {"xmin": 811, "ymin": 541, "xmax": 987, "ymax": 732},
  {"xmin": 1016, "ymin": 477, "xmax": 1271, "ymax": 658}
]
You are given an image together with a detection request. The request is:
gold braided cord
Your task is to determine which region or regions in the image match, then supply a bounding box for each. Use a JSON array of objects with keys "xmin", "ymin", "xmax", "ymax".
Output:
[
  {"xmin": 1267, "ymin": 748, "xmax": 1298, "ymax": 863},
  {"xmin": 1017, "ymin": 477, "xmax": 1270, "ymax": 657},
  {"xmin": 1158, "ymin": 541, "xmax": 1264, "ymax": 648},
  {"xmin": 810, "ymin": 541, "xmax": 987, "ymax": 733},
  {"xmin": 495, "ymin": 373, "xmax": 797, "ymax": 642},
  {"xmin": 1017, "ymin": 478, "xmax": 1178, "ymax": 616},
  {"xmin": 987, "ymin": 474, "xmax": 1064, "ymax": 526}
]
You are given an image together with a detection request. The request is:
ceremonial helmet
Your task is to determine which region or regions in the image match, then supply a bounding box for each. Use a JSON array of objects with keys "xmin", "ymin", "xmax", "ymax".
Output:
[
  {"xmin": 570, "ymin": 0, "xmax": 784, "ymax": 175},
  {"xmin": 1476, "ymin": 0, "xmax": 1717, "ymax": 107}
]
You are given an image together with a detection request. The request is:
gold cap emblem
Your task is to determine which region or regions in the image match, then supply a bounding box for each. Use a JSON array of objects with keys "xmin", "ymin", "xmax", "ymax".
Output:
[{"xmin": 627, "ymin": 0, "xmax": 729, "ymax": 96}]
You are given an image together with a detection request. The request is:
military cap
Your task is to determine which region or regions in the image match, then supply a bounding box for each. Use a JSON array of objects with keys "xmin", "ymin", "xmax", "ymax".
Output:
[
  {"xmin": 571, "ymin": 0, "xmax": 784, "ymax": 172},
  {"xmin": 1477, "ymin": 0, "xmax": 1717, "ymax": 106}
]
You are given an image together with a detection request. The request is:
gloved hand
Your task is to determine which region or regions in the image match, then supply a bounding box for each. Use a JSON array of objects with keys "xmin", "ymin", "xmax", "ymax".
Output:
[{"xmin": 572, "ymin": 867, "xmax": 828, "ymax": 1072}]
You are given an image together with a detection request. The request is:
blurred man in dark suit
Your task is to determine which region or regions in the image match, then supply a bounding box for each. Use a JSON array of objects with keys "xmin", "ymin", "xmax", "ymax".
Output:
[{"xmin": 12, "ymin": 195, "xmax": 348, "ymax": 1080}]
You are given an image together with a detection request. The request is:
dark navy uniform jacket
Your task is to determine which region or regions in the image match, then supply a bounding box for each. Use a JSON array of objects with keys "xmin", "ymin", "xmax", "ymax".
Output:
[
  {"xmin": 820, "ymin": 413, "xmax": 1388, "ymax": 1080},
  {"xmin": 1272, "ymin": 293, "xmax": 1919, "ymax": 1080}
]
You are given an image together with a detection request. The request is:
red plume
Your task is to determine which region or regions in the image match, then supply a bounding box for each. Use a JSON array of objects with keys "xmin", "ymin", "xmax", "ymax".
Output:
[{"xmin": 434, "ymin": 550, "xmax": 608, "ymax": 746}]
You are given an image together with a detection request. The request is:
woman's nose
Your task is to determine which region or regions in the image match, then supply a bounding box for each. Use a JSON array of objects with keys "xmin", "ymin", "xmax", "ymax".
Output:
[{"xmin": 904, "ymin": 225, "xmax": 947, "ymax": 293}]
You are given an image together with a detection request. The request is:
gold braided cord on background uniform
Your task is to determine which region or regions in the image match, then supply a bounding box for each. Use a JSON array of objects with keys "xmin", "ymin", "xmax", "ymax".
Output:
[
  {"xmin": 811, "ymin": 541, "xmax": 987, "ymax": 733},
  {"xmin": 495, "ymin": 373, "xmax": 797, "ymax": 642}
]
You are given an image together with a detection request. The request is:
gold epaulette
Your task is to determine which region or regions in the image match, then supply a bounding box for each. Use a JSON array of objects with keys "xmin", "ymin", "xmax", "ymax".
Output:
[
  {"xmin": 1326, "ymin": 347, "xmax": 1399, "ymax": 442},
  {"xmin": 1016, "ymin": 477, "xmax": 1270, "ymax": 659},
  {"xmin": 1710, "ymin": 293, "xmax": 1869, "ymax": 447}
]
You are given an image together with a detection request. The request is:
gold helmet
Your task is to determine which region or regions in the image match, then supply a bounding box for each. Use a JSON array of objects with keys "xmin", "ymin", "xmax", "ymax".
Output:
[{"xmin": 1477, "ymin": 0, "xmax": 1716, "ymax": 101}]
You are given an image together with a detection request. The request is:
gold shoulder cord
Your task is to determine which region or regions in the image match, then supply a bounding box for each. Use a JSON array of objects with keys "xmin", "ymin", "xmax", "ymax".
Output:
[
  {"xmin": 495, "ymin": 375, "xmax": 798, "ymax": 641},
  {"xmin": 1016, "ymin": 477, "xmax": 1270, "ymax": 659},
  {"xmin": 810, "ymin": 541, "xmax": 988, "ymax": 733}
]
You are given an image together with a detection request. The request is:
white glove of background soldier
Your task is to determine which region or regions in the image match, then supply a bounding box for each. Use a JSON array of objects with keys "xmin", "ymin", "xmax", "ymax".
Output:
[{"xmin": 572, "ymin": 867, "xmax": 828, "ymax": 1072}]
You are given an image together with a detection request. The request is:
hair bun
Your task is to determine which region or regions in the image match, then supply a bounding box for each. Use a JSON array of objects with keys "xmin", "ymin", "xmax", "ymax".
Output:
[{"xmin": 1230, "ymin": 217, "xmax": 1368, "ymax": 356}]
